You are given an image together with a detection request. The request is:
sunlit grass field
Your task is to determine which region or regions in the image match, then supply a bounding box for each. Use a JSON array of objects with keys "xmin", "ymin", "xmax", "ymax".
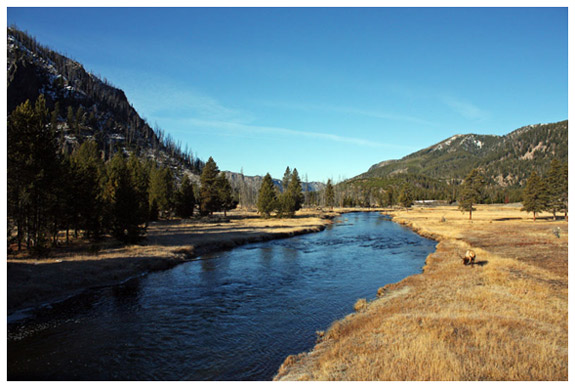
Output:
[{"xmin": 275, "ymin": 204, "xmax": 568, "ymax": 380}]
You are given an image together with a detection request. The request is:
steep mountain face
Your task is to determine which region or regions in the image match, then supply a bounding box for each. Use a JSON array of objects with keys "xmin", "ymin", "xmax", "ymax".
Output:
[
  {"xmin": 7, "ymin": 27, "xmax": 202, "ymax": 173},
  {"xmin": 358, "ymin": 120, "xmax": 568, "ymax": 187}
]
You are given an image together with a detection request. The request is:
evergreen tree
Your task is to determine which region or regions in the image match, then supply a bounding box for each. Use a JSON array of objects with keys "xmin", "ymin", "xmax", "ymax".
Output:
[
  {"xmin": 103, "ymin": 153, "xmax": 145, "ymax": 243},
  {"xmin": 127, "ymin": 153, "xmax": 150, "ymax": 224},
  {"xmin": 458, "ymin": 168, "xmax": 485, "ymax": 220},
  {"xmin": 175, "ymin": 174, "xmax": 196, "ymax": 218},
  {"xmin": 70, "ymin": 140, "xmax": 105, "ymax": 239},
  {"xmin": 325, "ymin": 179, "xmax": 335, "ymax": 210},
  {"xmin": 384, "ymin": 186, "xmax": 396, "ymax": 207},
  {"xmin": 280, "ymin": 168, "xmax": 304, "ymax": 217},
  {"xmin": 257, "ymin": 173, "xmax": 278, "ymax": 218},
  {"xmin": 522, "ymin": 171, "xmax": 548, "ymax": 221},
  {"xmin": 7, "ymin": 96, "xmax": 62, "ymax": 251},
  {"xmin": 67, "ymin": 106, "xmax": 75, "ymax": 133},
  {"xmin": 398, "ymin": 184, "xmax": 414, "ymax": 208},
  {"xmin": 75, "ymin": 105, "xmax": 86, "ymax": 130},
  {"xmin": 148, "ymin": 165, "xmax": 174, "ymax": 220},
  {"xmin": 217, "ymin": 173, "xmax": 238, "ymax": 217},
  {"xmin": 290, "ymin": 168, "xmax": 304, "ymax": 211},
  {"xmin": 277, "ymin": 166, "xmax": 292, "ymax": 217},
  {"xmin": 281, "ymin": 166, "xmax": 291, "ymax": 192},
  {"xmin": 199, "ymin": 156, "xmax": 221, "ymax": 215},
  {"xmin": 545, "ymin": 159, "xmax": 567, "ymax": 220}
]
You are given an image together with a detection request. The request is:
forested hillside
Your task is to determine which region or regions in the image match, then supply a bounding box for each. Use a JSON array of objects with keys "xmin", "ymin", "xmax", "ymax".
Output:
[
  {"xmin": 8, "ymin": 26, "xmax": 204, "ymax": 173},
  {"xmin": 339, "ymin": 120, "xmax": 568, "ymax": 206}
]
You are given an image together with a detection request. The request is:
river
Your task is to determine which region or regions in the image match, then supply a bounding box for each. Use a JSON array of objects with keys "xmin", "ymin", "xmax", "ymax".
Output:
[{"xmin": 8, "ymin": 212, "xmax": 436, "ymax": 380}]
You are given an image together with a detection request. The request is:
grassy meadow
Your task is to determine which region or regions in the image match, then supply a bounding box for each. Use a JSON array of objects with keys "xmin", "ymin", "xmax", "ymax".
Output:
[{"xmin": 274, "ymin": 204, "xmax": 568, "ymax": 380}]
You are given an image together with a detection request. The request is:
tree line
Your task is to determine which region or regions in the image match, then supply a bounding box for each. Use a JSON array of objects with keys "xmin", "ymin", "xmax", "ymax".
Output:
[
  {"xmin": 256, "ymin": 167, "xmax": 305, "ymax": 218},
  {"xmin": 457, "ymin": 164, "xmax": 568, "ymax": 221},
  {"xmin": 7, "ymin": 96, "xmax": 237, "ymax": 253},
  {"xmin": 8, "ymin": 95, "xmax": 567, "ymax": 255}
]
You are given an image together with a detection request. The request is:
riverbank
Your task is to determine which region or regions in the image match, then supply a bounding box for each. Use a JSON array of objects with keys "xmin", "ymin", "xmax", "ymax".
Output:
[
  {"xmin": 8, "ymin": 208, "xmax": 362, "ymax": 317},
  {"xmin": 274, "ymin": 204, "xmax": 568, "ymax": 380}
]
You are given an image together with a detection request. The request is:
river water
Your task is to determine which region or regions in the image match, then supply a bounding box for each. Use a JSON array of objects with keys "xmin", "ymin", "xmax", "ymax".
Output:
[{"xmin": 8, "ymin": 212, "xmax": 436, "ymax": 380}]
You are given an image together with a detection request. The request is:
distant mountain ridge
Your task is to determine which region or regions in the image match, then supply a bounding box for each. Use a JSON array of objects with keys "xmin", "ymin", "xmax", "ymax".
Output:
[{"xmin": 357, "ymin": 120, "xmax": 568, "ymax": 187}]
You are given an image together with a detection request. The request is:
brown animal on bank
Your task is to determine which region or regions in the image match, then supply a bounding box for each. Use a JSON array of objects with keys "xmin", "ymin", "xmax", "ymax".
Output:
[{"xmin": 462, "ymin": 249, "xmax": 476, "ymax": 266}]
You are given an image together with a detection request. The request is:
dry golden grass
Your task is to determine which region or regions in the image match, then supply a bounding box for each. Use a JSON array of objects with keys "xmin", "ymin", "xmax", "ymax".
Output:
[{"xmin": 274, "ymin": 204, "xmax": 568, "ymax": 381}]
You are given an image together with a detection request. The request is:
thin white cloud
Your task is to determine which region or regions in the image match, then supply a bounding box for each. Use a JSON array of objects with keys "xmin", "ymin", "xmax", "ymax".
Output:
[
  {"xmin": 441, "ymin": 95, "xmax": 487, "ymax": 120},
  {"xmin": 102, "ymin": 68, "xmax": 253, "ymax": 123},
  {"xmin": 184, "ymin": 118, "xmax": 412, "ymax": 150},
  {"xmin": 259, "ymin": 100, "xmax": 436, "ymax": 127}
]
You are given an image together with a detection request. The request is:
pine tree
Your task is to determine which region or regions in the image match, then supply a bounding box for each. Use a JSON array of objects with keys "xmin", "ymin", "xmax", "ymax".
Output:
[
  {"xmin": 458, "ymin": 168, "xmax": 485, "ymax": 220},
  {"xmin": 7, "ymin": 96, "xmax": 62, "ymax": 252},
  {"xmin": 127, "ymin": 153, "xmax": 150, "ymax": 224},
  {"xmin": 385, "ymin": 186, "xmax": 396, "ymax": 207},
  {"xmin": 67, "ymin": 106, "xmax": 75, "ymax": 134},
  {"xmin": 281, "ymin": 166, "xmax": 291, "ymax": 193},
  {"xmin": 289, "ymin": 168, "xmax": 304, "ymax": 212},
  {"xmin": 70, "ymin": 140, "xmax": 105, "ymax": 239},
  {"xmin": 398, "ymin": 183, "xmax": 414, "ymax": 208},
  {"xmin": 257, "ymin": 173, "xmax": 278, "ymax": 218},
  {"xmin": 217, "ymin": 173, "xmax": 237, "ymax": 217},
  {"xmin": 522, "ymin": 171, "xmax": 548, "ymax": 221},
  {"xmin": 325, "ymin": 179, "xmax": 335, "ymax": 210},
  {"xmin": 148, "ymin": 165, "xmax": 174, "ymax": 220},
  {"xmin": 103, "ymin": 153, "xmax": 145, "ymax": 243},
  {"xmin": 279, "ymin": 168, "xmax": 304, "ymax": 217},
  {"xmin": 277, "ymin": 166, "xmax": 292, "ymax": 217},
  {"xmin": 199, "ymin": 156, "xmax": 221, "ymax": 215},
  {"xmin": 175, "ymin": 174, "xmax": 196, "ymax": 218},
  {"xmin": 545, "ymin": 159, "xmax": 567, "ymax": 221}
]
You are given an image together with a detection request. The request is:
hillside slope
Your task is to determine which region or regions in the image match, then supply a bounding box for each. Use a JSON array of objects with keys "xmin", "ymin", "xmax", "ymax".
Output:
[
  {"xmin": 8, "ymin": 27, "xmax": 203, "ymax": 174},
  {"xmin": 358, "ymin": 121, "xmax": 567, "ymax": 186}
]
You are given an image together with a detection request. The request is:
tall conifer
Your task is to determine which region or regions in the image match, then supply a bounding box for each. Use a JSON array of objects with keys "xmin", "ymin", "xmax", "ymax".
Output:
[
  {"xmin": 217, "ymin": 173, "xmax": 237, "ymax": 217},
  {"xmin": 199, "ymin": 157, "xmax": 221, "ymax": 215},
  {"xmin": 257, "ymin": 173, "xmax": 278, "ymax": 218},
  {"xmin": 545, "ymin": 159, "xmax": 567, "ymax": 220},
  {"xmin": 458, "ymin": 169, "xmax": 485, "ymax": 220},
  {"xmin": 175, "ymin": 174, "xmax": 196, "ymax": 218},
  {"xmin": 522, "ymin": 171, "xmax": 548, "ymax": 221},
  {"xmin": 325, "ymin": 179, "xmax": 335, "ymax": 210}
]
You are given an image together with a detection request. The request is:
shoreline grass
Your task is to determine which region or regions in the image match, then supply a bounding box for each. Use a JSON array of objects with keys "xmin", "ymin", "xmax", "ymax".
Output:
[{"xmin": 274, "ymin": 204, "xmax": 568, "ymax": 381}]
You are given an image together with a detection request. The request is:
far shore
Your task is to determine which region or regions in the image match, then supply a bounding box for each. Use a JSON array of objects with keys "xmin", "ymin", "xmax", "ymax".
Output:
[{"xmin": 7, "ymin": 207, "xmax": 381, "ymax": 318}]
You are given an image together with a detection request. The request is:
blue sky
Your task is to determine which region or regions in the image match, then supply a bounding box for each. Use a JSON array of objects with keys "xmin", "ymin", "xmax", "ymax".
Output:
[{"xmin": 7, "ymin": 7, "xmax": 568, "ymax": 182}]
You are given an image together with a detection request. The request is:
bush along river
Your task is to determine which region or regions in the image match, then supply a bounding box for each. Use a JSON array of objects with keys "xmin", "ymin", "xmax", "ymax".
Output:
[{"xmin": 8, "ymin": 212, "xmax": 436, "ymax": 380}]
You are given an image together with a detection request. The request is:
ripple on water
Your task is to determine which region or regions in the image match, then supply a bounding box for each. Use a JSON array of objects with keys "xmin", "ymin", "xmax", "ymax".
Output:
[{"xmin": 8, "ymin": 212, "xmax": 436, "ymax": 381}]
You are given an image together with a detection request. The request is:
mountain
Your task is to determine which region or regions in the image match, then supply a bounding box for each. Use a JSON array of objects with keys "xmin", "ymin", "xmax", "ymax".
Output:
[
  {"xmin": 337, "ymin": 120, "xmax": 567, "ymax": 206},
  {"xmin": 7, "ymin": 27, "xmax": 324, "ymax": 200},
  {"xmin": 8, "ymin": 27, "xmax": 204, "ymax": 174},
  {"xmin": 356, "ymin": 120, "xmax": 568, "ymax": 187}
]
